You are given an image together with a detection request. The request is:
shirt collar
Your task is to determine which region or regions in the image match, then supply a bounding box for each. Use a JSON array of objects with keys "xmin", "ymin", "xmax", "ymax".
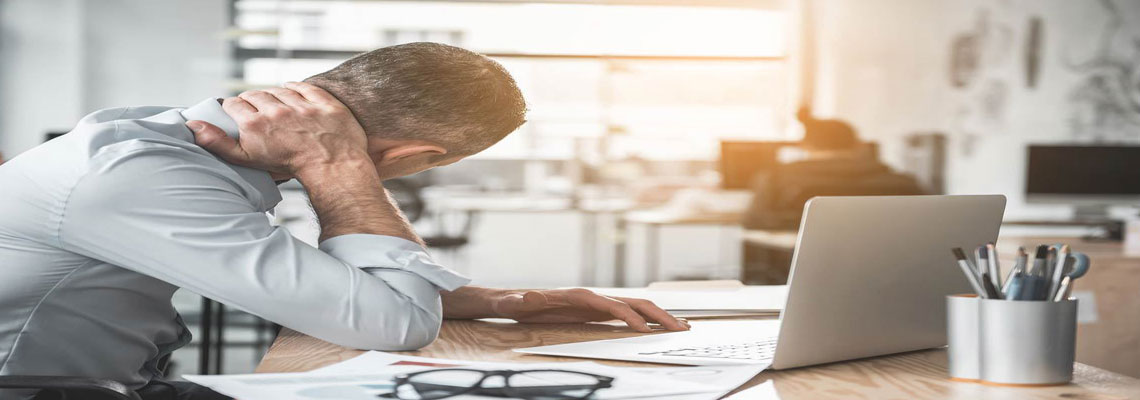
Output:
[{"xmin": 180, "ymin": 98, "xmax": 283, "ymax": 211}]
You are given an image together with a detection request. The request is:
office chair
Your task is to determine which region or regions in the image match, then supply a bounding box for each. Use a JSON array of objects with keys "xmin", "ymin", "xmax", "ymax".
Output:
[
  {"xmin": 0, "ymin": 354, "xmax": 173, "ymax": 400},
  {"xmin": 0, "ymin": 353, "xmax": 175, "ymax": 400},
  {"xmin": 0, "ymin": 353, "xmax": 177, "ymax": 398},
  {"xmin": 0, "ymin": 377, "xmax": 140, "ymax": 400}
]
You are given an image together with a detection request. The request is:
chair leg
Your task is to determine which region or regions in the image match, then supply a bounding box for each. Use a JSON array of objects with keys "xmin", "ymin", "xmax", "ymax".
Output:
[
  {"xmin": 198, "ymin": 298, "xmax": 213, "ymax": 375},
  {"xmin": 213, "ymin": 303, "xmax": 225, "ymax": 374}
]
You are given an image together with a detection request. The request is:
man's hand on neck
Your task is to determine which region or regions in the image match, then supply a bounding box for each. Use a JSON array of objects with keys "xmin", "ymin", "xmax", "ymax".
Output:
[{"xmin": 188, "ymin": 82, "xmax": 419, "ymax": 244}]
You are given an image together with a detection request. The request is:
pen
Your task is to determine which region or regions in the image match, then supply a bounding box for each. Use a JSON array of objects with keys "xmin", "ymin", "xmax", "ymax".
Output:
[
  {"xmin": 986, "ymin": 243, "xmax": 1001, "ymax": 289},
  {"xmin": 1029, "ymin": 245, "xmax": 1048, "ymax": 278},
  {"xmin": 1053, "ymin": 276, "xmax": 1072, "ymax": 302},
  {"xmin": 1044, "ymin": 247, "xmax": 1057, "ymax": 300},
  {"xmin": 1054, "ymin": 251, "xmax": 1090, "ymax": 302},
  {"xmin": 974, "ymin": 245, "xmax": 988, "ymax": 282},
  {"xmin": 1033, "ymin": 275, "xmax": 1049, "ymax": 301},
  {"xmin": 1048, "ymin": 245, "xmax": 1070, "ymax": 300},
  {"xmin": 1005, "ymin": 270, "xmax": 1026, "ymax": 300},
  {"xmin": 981, "ymin": 271, "xmax": 1002, "ymax": 300},
  {"xmin": 1044, "ymin": 247, "xmax": 1057, "ymax": 280},
  {"xmin": 1019, "ymin": 246, "xmax": 1043, "ymax": 300},
  {"xmin": 1001, "ymin": 247, "xmax": 1026, "ymax": 295},
  {"xmin": 952, "ymin": 248, "xmax": 989, "ymax": 298}
]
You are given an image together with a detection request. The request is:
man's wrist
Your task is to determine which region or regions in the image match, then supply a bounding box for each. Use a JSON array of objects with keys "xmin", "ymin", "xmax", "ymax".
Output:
[
  {"xmin": 442, "ymin": 286, "xmax": 513, "ymax": 319},
  {"xmin": 293, "ymin": 154, "xmax": 376, "ymax": 185}
]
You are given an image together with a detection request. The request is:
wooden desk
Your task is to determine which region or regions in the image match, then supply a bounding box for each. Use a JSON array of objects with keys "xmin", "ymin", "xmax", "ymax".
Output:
[{"xmin": 257, "ymin": 320, "xmax": 1140, "ymax": 399}]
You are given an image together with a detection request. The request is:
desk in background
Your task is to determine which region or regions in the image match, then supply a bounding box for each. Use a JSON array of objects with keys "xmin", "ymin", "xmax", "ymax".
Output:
[
  {"xmin": 256, "ymin": 319, "xmax": 1140, "ymax": 399},
  {"xmin": 740, "ymin": 230, "xmax": 797, "ymax": 284},
  {"xmin": 622, "ymin": 211, "xmax": 743, "ymax": 286},
  {"xmin": 423, "ymin": 192, "xmax": 745, "ymax": 288}
]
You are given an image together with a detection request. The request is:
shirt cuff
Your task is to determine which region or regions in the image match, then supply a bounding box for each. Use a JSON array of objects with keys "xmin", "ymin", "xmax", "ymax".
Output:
[{"xmin": 319, "ymin": 234, "xmax": 471, "ymax": 291}]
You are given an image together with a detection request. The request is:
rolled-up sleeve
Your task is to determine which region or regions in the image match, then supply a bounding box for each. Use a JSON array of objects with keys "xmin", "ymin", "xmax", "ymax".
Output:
[
  {"xmin": 319, "ymin": 234, "xmax": 470, "ymax": 291},
  {"xmin": 57, "ymin": 144, "xmax": 469, "ymax": 351}
]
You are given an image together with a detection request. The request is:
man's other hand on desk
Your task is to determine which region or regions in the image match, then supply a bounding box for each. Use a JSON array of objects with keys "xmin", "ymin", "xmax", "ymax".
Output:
[{"xmin": 442, "ymin": 287, "xmax": 690, "ymax": 333}]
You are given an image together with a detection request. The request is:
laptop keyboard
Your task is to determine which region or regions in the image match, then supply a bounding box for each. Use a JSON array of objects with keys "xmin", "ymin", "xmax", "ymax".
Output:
[{"xmin": 638, "ymin": 338, "xmax": 777, "ymax": 361}]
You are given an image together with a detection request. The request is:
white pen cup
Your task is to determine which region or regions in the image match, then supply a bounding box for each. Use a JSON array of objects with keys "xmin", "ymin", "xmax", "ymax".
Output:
[
  {"xmin": 977, "ymin": 297, "xmax": 1077, "ymax": 386},
  {"xmin": 946, "ymin": 295, "xmax": 1078, "ymax": 385},
  {"xmin": 946, "ymin": 294, "xmax": 981, "ymax": 381}
]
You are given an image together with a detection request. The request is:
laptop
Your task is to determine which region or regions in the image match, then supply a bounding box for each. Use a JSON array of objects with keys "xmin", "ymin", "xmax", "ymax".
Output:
[{"xmin": 515, "ymin": 195, "xmax": 1006, "ymax": 369}]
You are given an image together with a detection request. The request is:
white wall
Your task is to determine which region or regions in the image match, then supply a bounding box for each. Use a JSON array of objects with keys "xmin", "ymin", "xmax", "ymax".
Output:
[
  {"xmin": 0, "ymin": 0, "xmax": 86, "ymax": 158},
  {"xmin": 811, "ymin": 0, "xmax": 1140, "ymax": 219},
  {"xmin": 0, "ymin": 0, "xmax": 229, "ymax": 159}
]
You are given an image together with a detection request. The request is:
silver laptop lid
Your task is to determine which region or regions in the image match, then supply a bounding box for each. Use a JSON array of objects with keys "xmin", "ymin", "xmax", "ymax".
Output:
[{"xmin": 771, "ymin": 195, "xmax": 1005, "ymax": 369}]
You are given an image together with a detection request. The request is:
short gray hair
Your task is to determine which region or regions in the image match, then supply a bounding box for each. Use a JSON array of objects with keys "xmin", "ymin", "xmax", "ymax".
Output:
[{"xmin": 306, "ymin": 42, "xmax": 527, "ymax": 156}]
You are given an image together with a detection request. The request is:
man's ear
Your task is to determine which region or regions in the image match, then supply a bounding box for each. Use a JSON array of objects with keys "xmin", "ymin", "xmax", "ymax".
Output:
[{"xmin": 373, "ymin": 141, "xmax": 448, "ymax": 167}]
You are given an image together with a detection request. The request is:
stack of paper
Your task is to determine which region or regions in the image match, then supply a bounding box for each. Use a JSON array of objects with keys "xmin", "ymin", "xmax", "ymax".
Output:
[
  {"xmin": 184, "ymin": 351, "xmax": 770, "ymax": 400},
  {"xmin": 585, "ymin": 281, "xmax": 786, "ymax": 318}
]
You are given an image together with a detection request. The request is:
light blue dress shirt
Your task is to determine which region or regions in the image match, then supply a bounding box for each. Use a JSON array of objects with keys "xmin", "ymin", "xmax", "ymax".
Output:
[{"xmin": 0, "ymin": 98, "xmax": 469, "ymax": 394}]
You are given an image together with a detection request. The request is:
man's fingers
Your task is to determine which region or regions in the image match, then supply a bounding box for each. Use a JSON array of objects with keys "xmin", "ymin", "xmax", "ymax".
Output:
[
  {"xmin": 284, "ymin": 81, "xmax": 341, "ymax": 105},
  {"xmin": 564, "ymin": 291, "xmax": 650, "ymax": 332},
  {"xmin": 263, "ymin": 87, "xmax": 310, "ymax": 107},
  {"xmin": 222, "ymin": 97, "xmax": 257, "ymax": 117},
  {"xmin": 187, "ymin": 121, "xmax": 249, "ymax": 165},
  {"xmin": 603, "ymin": 300, "xmax": 652, "ymax": 333},
  {"xmin": 238, "ymin": 90, "xmax": 285, "ymax": 111},
  {"xmin": 617, "ymin": 297, "xmax": 689, "ymax": 331}
]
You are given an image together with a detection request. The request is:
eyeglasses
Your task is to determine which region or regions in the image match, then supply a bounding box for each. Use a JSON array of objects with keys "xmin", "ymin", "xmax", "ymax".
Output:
[{"xmin": 391, "ymin": 368, "xmax": 614, "ymax": 399}]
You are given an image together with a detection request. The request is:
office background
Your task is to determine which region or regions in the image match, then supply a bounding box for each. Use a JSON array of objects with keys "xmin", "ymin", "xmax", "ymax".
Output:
[{"xmin": 1, "ymin": 0, "xmax": 1138, "ymax": 380}]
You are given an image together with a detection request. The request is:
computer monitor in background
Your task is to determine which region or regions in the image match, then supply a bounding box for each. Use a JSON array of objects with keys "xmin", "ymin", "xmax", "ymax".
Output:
[
  {"xmin": 719, "ymin": 141, "xmax": 794, "ymax": 190},
  {"xmin": 1025, "ymin": 145, "xmax": 1140, "ymax": 219}
]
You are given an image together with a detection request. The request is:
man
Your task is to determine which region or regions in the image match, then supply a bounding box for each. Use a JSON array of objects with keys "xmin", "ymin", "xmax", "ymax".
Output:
[
  {"xmin": 741, "ymin": 106, "xmax": 922, "ymax": 283},
  {"xmin": 0, "ymin": 42, "xmax": 686, "ymax": 400},
  {"xmin": 744, "ymin": 106, "xmax": 924, "ymax": 231}
]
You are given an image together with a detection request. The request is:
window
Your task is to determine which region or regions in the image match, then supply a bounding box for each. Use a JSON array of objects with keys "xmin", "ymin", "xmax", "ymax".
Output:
[{"xmin": 234, "ymin": 0, "xmax": 791, "ymax": 160}]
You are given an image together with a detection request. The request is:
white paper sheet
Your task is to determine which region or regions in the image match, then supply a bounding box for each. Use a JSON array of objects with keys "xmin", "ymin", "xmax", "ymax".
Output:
[
  {"xmin": 185, "ymin": 351, "xmax": 764, "ymax": 400},
  {"xmin": 621, "ymin": 364, "xmax": 770, "ymax": 400}
]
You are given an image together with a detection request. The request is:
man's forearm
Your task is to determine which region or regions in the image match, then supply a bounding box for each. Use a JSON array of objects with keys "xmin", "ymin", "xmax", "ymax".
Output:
[
  {"xmin": 441, "ymin": 286, "xmax": 510, "ymax": 319},
  {"xmin": 296, "ymin": 157, "xmax": 421, "ymax": 244}
]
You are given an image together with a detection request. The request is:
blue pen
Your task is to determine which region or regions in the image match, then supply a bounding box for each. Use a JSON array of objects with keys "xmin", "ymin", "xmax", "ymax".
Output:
[
  {"xmin": 1005, "ymin": 270, "xmax": 1026, "ymax": 300},
  {"xmin": 1001, "ymin": 247, "xmax": 1027, "ymax": 295},
  {"xmin": 1025, "ymin": 275, "xmax": 1046, "ymax": 301},
  {"xmin": 1028, "ymin": 246, "xmax": 1050, "ymax": 300},
  {"xmin": 1030, "ymin": 275, "xmax": 1047, "ymax": 301}
]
